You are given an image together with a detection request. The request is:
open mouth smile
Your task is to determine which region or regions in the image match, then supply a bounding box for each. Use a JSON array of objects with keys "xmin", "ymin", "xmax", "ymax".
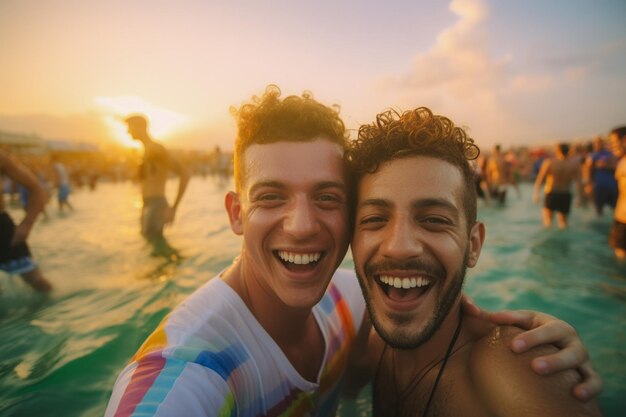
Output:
[
  {"xmin": 376, "ymin": 274, "xmax": 432, "ymax": 302},
  {"xmin": 275, "ymin": 250, "xmax": 323, "ymax": 271}
]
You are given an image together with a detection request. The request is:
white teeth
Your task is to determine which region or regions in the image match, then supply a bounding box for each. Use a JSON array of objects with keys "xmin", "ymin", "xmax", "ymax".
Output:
[
  {"xmin": 379, "ymin": 275, "xmax": 431, "ymax": 289},
  {"xmin": 278, "ymin": 251, "xmax": 321, "ymax": 265}
]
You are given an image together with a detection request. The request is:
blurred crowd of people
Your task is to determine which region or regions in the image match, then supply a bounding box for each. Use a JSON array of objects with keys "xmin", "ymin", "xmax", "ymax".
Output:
[
  {"xmin": 472, "ymin": 129, "xmax": 626, "ymax": 260},
  {"xmin": 2, "ymin": 125, "xmax": 625, "ymax": 296},
  {"xmin": 1, "ymin": 139, "xmax": 234, "ymax": 292},
  {"xmin": 472, "ymin": 137, "xmax": 616, "ymax": 205},
  {"xmin": 1, "ymin": 144, "xmax": 233, "ymax": 199}
]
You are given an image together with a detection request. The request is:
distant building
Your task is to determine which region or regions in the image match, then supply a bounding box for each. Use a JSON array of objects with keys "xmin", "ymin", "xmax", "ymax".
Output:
[
  {"xmin": 46, "ymin": 140, "xmax": 99, "ymax": 153},
  {"xmin": 0, "ymin": 130, "xmax": 46, "ymax": 154},
  {"xmin": 0, "ymin": 129, "xmax": 99, "ymax": 155}
]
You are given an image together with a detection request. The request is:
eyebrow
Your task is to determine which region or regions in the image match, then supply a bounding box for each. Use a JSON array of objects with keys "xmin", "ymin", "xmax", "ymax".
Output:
[
  {"xmin": 248, "ymin": 181, "xmax": 285, "ymax": 196},
  {"xmin": 358, "ymin": 197, "xmax": 458, "ymax": 212},
  {"xmin": 315, "ymin": 181, "xmax": 348, "ymax": 193},
  {"xmin": 249, "ymin": 180, "xmax": 347, "ymax": 195},
  {"xmin": 357, "ymin": 198, "xmax": 391, "ymax": 210},
  {"xmin": 412, "ymin": 198, "xmax": 458, "ymax": 213}
]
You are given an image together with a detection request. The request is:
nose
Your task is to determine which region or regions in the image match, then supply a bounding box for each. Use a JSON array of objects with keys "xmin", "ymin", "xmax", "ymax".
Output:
[
  {"xmin": 283, "ymin": 195, "xmax": 321, "ymax": 239},
  {"xmin": 380, "ymin": 217, "xmax": 423, "ymax": 260}
]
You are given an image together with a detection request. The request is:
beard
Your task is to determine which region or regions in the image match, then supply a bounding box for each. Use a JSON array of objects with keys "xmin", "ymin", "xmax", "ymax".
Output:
[{"xmin": 355, "ymin": 251, "xmax": 469, "ymax": 350}]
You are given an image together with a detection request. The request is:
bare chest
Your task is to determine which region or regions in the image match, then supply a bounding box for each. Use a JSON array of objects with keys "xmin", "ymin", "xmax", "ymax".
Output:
[{"xmin": 373, "ymin": 352, "xmax": 484, "ymax": 417}]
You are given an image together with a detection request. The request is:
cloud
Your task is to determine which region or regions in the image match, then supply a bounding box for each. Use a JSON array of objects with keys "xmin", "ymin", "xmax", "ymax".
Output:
[
  {"xmin": 563, "ymin": 66, "xmax": 589, "ymax": 82},
  {"xmin": 383, "ymin": 0, "xmax": 508, "ymax": 96},
  {"xmin": 373, "ymin": 0, "xmax": 600, "ymax": 146},
  {"xmin": 509, "ymin": 74, "xmax": 554, "ymax": 93},
  {"xmin": 373, "ymin": 0, "xmax": 524, "ymax": 145}
]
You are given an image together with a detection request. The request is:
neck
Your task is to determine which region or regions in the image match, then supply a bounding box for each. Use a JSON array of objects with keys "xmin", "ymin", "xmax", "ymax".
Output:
[
  {"xmin": 221, "ymin": 257, "xmax": 325, "ymax": 382},
  {"xmin": 394, "ymin": 302, "xmax": 464, "ymax": 376},
  {"xmin": 221, "ymin": 257, "xmax": 315, "ymax": 345}
]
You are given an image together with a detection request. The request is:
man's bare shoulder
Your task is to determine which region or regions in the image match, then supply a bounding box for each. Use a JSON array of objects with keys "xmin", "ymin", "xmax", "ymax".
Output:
[
  {"xmin": 470, "ymin": 325, "xmax": 554, "ymax": 366},
  {"xmin": 467, "ymin": 325, "xmax": 602, "ymax": 417}
]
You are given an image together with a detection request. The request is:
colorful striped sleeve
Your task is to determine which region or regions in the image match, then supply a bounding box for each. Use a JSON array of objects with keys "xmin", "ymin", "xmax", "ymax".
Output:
[{"xmin": 105, "ymin": 355, "xmax": 235, "ymax": 417}]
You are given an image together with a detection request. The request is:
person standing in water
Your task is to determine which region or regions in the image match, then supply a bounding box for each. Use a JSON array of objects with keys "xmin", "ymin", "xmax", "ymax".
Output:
[
  {"xmin": 584, "ymin": 136, "xmax": 618, "ymax": 217},
  {"xmin": 609, "ymin": 126, "xmax": 626, "ymax": 260},
  {"xmin": 533, "ymin": 143, "xmax": 583, "ymax": 229},
  {"xmin": 485, "ymin": 144, "xmax": 509, "ymax": 204},
  {"xmin": 51, "ymin": 154, "xmax": 73, "ymax": 213},
  {"xmin": 0, "ymin": 149, "xmax": 52, "ymax": 292},
  {"xmin": 124, "ymin": 115, "xmax": 190, "ymax": 241}
]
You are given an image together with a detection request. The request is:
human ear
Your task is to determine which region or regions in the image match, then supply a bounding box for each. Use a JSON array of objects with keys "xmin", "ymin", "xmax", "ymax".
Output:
[
  {"xmin": 225, "ymin": 191, "xmax": 244, "ymax": 235},
  {"xmin": 467, "ymin": 221, "xmax": 486, "ymax": 267}
]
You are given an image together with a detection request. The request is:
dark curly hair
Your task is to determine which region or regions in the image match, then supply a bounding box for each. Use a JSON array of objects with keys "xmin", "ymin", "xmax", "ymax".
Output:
[
  {"xmin": 346, "ymin": 107, "xmax": 480, "ymax": 229},
  {"xmin": 230, "ymin": 85, "xmax": 349, "ymax": 191},
  {"xmin": 611, "ymin": 126, "xmax": 626, "ymax": 141}
]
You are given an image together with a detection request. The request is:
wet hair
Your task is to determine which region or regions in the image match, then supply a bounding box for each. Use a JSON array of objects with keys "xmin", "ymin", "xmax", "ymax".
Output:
[
  {"xmin": 230, "ymin": 84, "xmax": 349, "ymax": 191},
  {"xmin": 345, "ymin": 107, "xmax": 480, "ymax": 229}
]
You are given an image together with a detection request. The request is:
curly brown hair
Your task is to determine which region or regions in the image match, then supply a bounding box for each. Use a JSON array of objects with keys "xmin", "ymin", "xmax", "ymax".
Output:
[
  {"xmin": 346, "ymin": 107, "xmax": 480, "ymax": 228},
  {"xmin": 230, "ymin": 85, "xmax": 349, "ymax": 191}
]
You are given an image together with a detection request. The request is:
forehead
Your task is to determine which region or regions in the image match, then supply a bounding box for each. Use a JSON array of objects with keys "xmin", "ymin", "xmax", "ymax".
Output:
[
  {"xmin": 609, "ymin": 132, "xmax": 624, "ymax": 143},
  {"xmin": 241, "ymin": 138, "xmax": 346, "ymax": 189},
  {"xmin": 358, "ymin": 156, "xmax": 464, "ymax": 208}
]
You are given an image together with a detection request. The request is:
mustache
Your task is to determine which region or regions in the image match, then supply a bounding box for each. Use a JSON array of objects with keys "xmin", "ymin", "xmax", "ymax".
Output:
[{"xmin": 364, "ymin": 259, "xmax": 445, "ymax": 278}]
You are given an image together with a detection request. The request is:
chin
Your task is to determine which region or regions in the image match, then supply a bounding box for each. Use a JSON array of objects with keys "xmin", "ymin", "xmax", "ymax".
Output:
[
  {"xmin": 378, "ymin": 317, "xmax": 433, "ymax": 350},
  {"xmin": 282, "ymin": 289, "xmax": 326, "ymax": 309}
]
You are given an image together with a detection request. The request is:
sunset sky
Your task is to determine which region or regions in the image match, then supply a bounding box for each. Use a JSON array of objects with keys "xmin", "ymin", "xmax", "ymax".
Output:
[{"xmin": 1, "ymin": 0, "xmax": 625, "ymax": 151}]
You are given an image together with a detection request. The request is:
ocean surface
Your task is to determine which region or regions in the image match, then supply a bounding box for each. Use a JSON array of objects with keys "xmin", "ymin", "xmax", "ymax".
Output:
[{"xmin": 0, "ymin": 178, "xmax": 624, "ymax": 416}]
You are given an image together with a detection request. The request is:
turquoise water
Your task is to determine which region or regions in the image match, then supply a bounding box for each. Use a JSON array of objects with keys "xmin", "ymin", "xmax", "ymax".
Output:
[{"xmin": 0, "ymin": 179, "xmax": 624, "ymax": 416}]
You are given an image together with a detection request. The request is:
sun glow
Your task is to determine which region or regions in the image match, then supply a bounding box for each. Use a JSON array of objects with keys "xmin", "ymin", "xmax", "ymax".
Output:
[{"xmin": 95, "ymin": 96, "xmax": 189, "ymax": 148}]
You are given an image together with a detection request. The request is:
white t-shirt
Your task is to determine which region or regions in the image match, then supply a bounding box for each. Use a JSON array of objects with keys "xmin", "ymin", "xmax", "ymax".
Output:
[{"xmin": 105, "ymin": 269, "xmax": 365, "ymax": 417}]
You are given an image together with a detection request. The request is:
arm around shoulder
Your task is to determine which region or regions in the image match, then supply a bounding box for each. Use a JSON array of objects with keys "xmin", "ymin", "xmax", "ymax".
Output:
[{"xmin": 469, "ymin": 326, "xmax": 603, "ymax": 417}]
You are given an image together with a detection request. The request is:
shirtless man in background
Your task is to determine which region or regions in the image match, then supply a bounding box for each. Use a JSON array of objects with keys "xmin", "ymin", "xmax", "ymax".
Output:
[
  {"xmin": 125, "ymin": 115, "xmax": 190, "ymax": 241},
  {"xmin": 485, "ymin": 144, "xmax": 508, "ymax": 204},
  {"xmin": 533, "ymin": 143, "xmax": 583, "ymax": 229}
]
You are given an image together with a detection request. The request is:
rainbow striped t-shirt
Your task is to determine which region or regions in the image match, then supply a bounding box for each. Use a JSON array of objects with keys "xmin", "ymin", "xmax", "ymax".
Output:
[{"xmin": 105, "ymin": 269, "xmax": 366, "ymax": 417}]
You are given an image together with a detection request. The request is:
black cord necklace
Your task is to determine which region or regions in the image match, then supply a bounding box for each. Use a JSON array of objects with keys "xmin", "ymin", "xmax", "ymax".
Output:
[{"xmin": 392, "ymin": 310, "xmax": 464, "ymax": 417}]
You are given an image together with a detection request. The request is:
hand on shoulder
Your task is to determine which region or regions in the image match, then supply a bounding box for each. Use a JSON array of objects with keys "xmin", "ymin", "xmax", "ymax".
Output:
[{"xmin": 469, "ymin": 325, "xmax": 602, "ymax": 417}]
